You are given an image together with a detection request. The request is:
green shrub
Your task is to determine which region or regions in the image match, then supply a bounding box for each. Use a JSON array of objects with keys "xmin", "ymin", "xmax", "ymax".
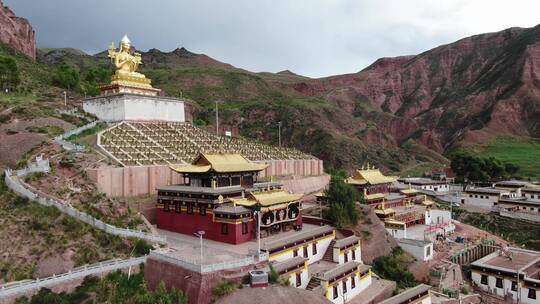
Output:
[
  {"xmin": 133, "ymin": 239, "xmax": 153, "ymax": 256},
  {"xmin": 324, "ymin": 174, "xmax": 361, "ymax": 228},
  {"xmin": 268, "ymin": 265, "xmax": 279, "ymax": 284},
  {"xmin": 52, "ymin": 64, "xmax": 80, "ymax": 91},
  {"xmin": 212, "ymin": 280, "xmax": 237, "ymax": 298},
  {"xmin": 0, "ymin": 55, "xmax": 20, "ymax": 91},
  {"xmin": 372, "ymin": 247, "xmax": 417, "ymax": 289}
]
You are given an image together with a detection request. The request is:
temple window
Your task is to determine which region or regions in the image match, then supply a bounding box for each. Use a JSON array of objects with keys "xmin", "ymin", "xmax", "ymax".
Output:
[
  {"xmin": 344, "ymin": 252, "xmax": 349, "ymax": 263},
  {"xmin": 242, "ymin": 222, "xmax": 248, "ymax": 235},
  {"xmin": 481, "ymin": 275, "xmax": 488, "ymax": 285},
  {"xmin": 200, "ymin": 205, "xmax": 206, "ymax": 216},
  {"xmin": 187, "ymin": 203, "xmax": 193, "ymax": 214},
  {"xmin": 293, "ymin": 249, "xmax": 299, "ymax": 257},
  {"xmin": 312, "ymin": 243, "xmax": 318, "ymax": 255},
  {"xmin": 333, "ymin": 285, "xmax": 338, "ymax": 299},
  {"xmin": 496, "ymin": 277, "xmax": 503, "ymax": 288},
  {"xmin": 221, "ymin": 223, "xmax": 228, "ymax": 235},
  {"xmin": 175, "ymin": 203, "xmax": 181, "ymax": 213},
  {"xmin": 352, "ymin": 249, "xmax": 356, "ymax": 260},
  {"xmin": 528, "ymin": 288, "xmax": 536, "ymax": 299},
  {"xmin": 351, "ymin": 276, "xmax": 356, "ymax": 289},
  {"xmin": 296, "ymin": 272, "xmax": 302, "ymax": 287},
  {"xmin": 342, "ymin": 280, "xmax": 347, "ymax": 294},
  {"xmin": 511, "ymin": 281, "xmax": 517, "ymax": 291},
  {"xmin": 303, "ymin": 246, "xmax": 308, "ymax": 257},
  {"xmin": 164, "ymin": 202, "xmax": 170, "ymax": 212}
]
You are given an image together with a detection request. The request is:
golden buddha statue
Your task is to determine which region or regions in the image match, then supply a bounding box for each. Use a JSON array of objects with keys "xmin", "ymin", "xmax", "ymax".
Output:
[{"xmin": 107, "ymin": 34, "xmax": 153, "ymax": 89}]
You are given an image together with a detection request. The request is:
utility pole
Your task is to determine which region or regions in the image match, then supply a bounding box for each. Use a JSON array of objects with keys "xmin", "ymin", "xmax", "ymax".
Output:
[
  {"xmin": 257, "ymin": 210, "xmax": 261, "ymax": 259},
  {"xmin": 278, "ymin": 121, "xmax": 282, "ymax": 147},
  {"xmin": 215, "ymin": 100, "xmax": 219, "ymax": 136},
  {"xmin": 194, "ymin": 230, "xmax": 205, "ymax": 264}
]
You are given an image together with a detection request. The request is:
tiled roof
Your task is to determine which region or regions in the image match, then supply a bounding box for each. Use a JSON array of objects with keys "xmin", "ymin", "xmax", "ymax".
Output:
[
  {"xmin": 379, "ymin": 284, "xmax": 431, "ymax": 304},
  {"xmin": 272, "ymin": 256, "xmax": 307, "ymax": 274},
  {"xmin": 170, "ymin": 153, "xmax": 268, "ymax": 173}
]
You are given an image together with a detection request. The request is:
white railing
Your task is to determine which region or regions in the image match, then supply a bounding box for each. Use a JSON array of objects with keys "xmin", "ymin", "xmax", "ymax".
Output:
[
  {"xmin": 0, "ymin": 256, "xmax": 147, "ymax": 298},
  {"xmin": 3, "ymin": 158, "xmax": 166, "ymax": 244},
  {"xmin": 149, "ymin": 250, "xmax": 268, "ymax": 274},
  {"xmin": 54, "ymin": 120, "xmax": 101, "ymax": 152}
]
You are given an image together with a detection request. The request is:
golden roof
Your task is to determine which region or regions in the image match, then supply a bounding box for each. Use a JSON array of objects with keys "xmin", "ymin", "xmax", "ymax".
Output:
[
  {"xmin": 231, "ymin": 190, "xmax": 303, "ymax": 207},
  {"xmin": 385, "ymin": 219, "xmax": 405, "ymax": 225},
  {"xmin": 346, "ymin": 167, "xmax": 398, "ymax": 186},
  {"xmin": 365, "ymin": 193, "xmax": 385, "ymax": 201},
  {"xmin": 375, "ymin": 208, "xmax": 395, "ymax": 215},
  {"xmin": 400, "ymin": 189, "xmax": 418, "ymax": 195},
  {"xmin": 170, "ymin": 153, "xmax": 268, "ymax": 174}
]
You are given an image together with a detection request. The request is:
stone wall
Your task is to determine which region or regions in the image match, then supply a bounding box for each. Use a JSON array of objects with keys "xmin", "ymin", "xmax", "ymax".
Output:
[
  {"xmin": 87, "ymin": 159, "xmax": 325, "ymax": 197},
  {"xmin": 499, "ymin": 209, "xmax": 540, "ymax": 223},
  {"xmin": 144, "ymin": 257, "xmax": 266, "ymax": 304},
  {"xmin": 255, "ymin": 159, "xmax": 324, "ymax": 178},
  {"xmin": 0, "ymin": 0, "xmax": 35, "ymax": 59}
]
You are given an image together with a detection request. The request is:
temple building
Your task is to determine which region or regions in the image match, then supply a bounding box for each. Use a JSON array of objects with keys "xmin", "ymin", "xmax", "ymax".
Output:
[
  {"xmin": 155, "ymin": 153, "xmax": 303, "ymax": 244},
  {"xmin": 345, "ymin": 164, "xmax": 398, "ymax": 203},
  {"xmin": 345, "ymin": 165, "xmax": 453, "ymax": 243}
]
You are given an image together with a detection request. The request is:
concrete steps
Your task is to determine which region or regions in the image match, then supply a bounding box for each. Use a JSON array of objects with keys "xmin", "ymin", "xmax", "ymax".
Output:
[
  {"xmin": 322, "ymin": 240, "xmax": 335, "ymax": 262},
  {"xmin": 306, "ymin": 276, "xmax": 322, "ymax": 291}
]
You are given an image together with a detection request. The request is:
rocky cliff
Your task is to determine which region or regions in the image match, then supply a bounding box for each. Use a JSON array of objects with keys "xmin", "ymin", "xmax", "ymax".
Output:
[
  {"xmin": 0, "ymin": 0, "xmax": 35, "ymax": 59},
  {"xmin": 289, "ymin": 26, "xmax": 540, "ymax": 153}
]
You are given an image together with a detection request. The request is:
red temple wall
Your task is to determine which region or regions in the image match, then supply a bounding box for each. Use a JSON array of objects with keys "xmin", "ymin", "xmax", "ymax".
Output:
[{"xmin": 156, "ymin": 210, "xmax": 255, "ymax": 244}]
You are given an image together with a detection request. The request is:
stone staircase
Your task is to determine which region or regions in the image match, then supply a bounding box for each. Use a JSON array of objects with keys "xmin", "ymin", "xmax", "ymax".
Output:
[
  {"xmin": 306, "ymin": 276, "xmax": 322, "ymax": 291},
  {"xmin": 322, "ymin": 240, "xmax": 336, "ymax": 262}
]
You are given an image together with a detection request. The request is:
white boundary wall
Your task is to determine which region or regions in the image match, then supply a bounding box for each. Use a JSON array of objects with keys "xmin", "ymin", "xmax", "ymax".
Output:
[
  {"xmin": 3, "ymin": 158, "xmax": 166, "ymax": 244},
  {"xmin": 0, "ymin": 257, "xmax": 147, "ymax": 299}
]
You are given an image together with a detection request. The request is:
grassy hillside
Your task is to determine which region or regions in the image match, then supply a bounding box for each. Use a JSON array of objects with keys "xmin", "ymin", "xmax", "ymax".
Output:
[{"xmin": 463, "ymin": 137, "xmax": 540, "ymax": 179}]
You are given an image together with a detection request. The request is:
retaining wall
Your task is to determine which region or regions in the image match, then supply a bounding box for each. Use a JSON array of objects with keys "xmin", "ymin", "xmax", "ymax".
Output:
[
  {"xmin": 87, "ymin": 159, "xmax": 326, "ymax": 198},
  {"xmin": 499, "ymin": 209, "xmax": 540, "ymax": 223}
]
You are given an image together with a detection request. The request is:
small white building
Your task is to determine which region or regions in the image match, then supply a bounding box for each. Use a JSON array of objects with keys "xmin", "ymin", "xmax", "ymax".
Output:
[
  {"xmin": 471, "ymin": 247, "xmax": 540, "ymax": 304},
  {"xmin": 319, "ymin": 262, "xmax": 371, "ymax": 304},
  {"xmin": 332, "ymin": 235, "xmax": 362, "ymax": 265},
  {"xmin": 398, "ymin": 238, "xmax": 434, "ymax": 261},
  {"xmin": 399, "ymin": 177, "xmax": 450, "ymax": 194},
  {"xmin": 379, "ymin": 284, "xmax": 432, "ymax": 304},
  {"xmin": 265, "ymin": 225, "xmax": 335, "ymax": 265},
  {"xmin": 272, "ymin": 256, "xmax": 309, "ymax": 289},
  {"xmin": 461, "ymin": 187, "xmax": 510, "ymax": 209}
]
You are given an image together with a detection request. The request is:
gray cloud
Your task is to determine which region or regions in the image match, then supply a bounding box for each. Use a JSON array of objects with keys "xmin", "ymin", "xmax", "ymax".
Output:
[{"xmin": 4, "ymin": 0, "xmax": 540, "ymax": 77}]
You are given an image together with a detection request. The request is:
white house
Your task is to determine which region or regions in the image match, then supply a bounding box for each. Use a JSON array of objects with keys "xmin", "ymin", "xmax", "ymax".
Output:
[
  {"xmin": 332, "ymin": 235, "xmax": 362, "ymax": 265},
  {"xmin": 461, "ymin": 187, "xmax": 510, "ymax": 210},
  {"xmin": 264, "ymin": 225, "xmax": 335, "ymax": 264},
  {"xmin": 399, "ymin": 177, "xmax": 449, "ymax": 194},
  {"xmin": 319, "ymin": 263, "xmax": 371, "ymax": 304},
  {"xmin": 272, "ymin": 256, "xmax": 309, "ymax": 289},
  {"xmin": 471, "ymin": 247, "xmax": 540, "ymax": 304},
  {"xmin": 398, "ymin": 238, "xmax": 434, "ymax": 261}
]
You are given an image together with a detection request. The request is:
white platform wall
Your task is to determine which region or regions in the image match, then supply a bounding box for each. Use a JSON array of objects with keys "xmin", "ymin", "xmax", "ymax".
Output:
[{"xmin": 83, "ymin": 93, "xmax": 185, "ymax": 122}]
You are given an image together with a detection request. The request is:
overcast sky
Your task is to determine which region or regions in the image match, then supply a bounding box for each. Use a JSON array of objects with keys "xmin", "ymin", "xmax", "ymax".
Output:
[{"xmin": 5, "ymin": 0, "xmax": 540, "ymax": 78}]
